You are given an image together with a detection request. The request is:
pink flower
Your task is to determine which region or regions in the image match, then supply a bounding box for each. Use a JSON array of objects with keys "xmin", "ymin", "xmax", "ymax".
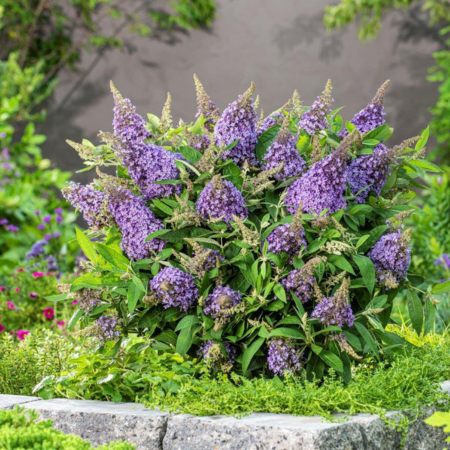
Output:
[
  {"xmin": 0, "ymin": 286, "xmax": 6, "ymax": 292},
  {"xmin": 0, "ymin": 323, "xmax": 5, "ymax": 333},
  {"xmin": 29, "ymin": 292, "xmax": 38, "ymax": 299},
  {"xmin": 17, "ymin": 329, "xmax": 30, "ymax": 341},
  {"xmin": 57, "ymin": 320, "xmax": 65, "ymax": 329},
  {"xmin": 6, "ymin": 301, "xmax": 15, "ymax": 310},
  {"xmin": 43, "ymin": 307, "xmax": 55, "ymax": 320},
  {"xmin": 17, "ymin": 267, "xmax": 24, "ymax": 272},
  {"xmin": 33, "ymin": 272, "xmax": 44, "ymax": 278},
  {"xmin": 14, "ymin": 287, "xmax": 19, "ymax": 293},
  {"xmin": 72, "ymin": 300, "xmax": 79, "ymax": 306}
]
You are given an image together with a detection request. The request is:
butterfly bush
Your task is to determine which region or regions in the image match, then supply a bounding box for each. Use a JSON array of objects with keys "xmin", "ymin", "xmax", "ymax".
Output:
[{"xmin": 62, "ymin": 77, "xmax": 437, "ymax": 380}]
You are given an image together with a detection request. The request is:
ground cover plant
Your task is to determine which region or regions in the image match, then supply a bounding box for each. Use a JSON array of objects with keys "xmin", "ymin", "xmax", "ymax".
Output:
[
  {"xmin": 58, "ymin": 76, "xmax": 443, "ymax": 383},
  {"xmin": 0, "ymin": 407, "xmax": 134, "ymax": 449}
]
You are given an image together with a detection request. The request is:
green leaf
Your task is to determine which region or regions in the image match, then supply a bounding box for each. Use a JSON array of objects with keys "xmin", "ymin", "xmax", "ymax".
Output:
[
  {"xmin": 432, "ymin": 280, "xmax": 450, "ymax": 295},
  {"xmin": 176, "ymin": 325, "xmax": 200, "ymax": 356},
  {"xmin": 127, "ymin": 282, "xmax": 141, "ymax": 314},
  {"xmin": 94, "ymin": 243, "xmax": 130, "ymax": 270},
  {"xmin": 146, "ymin": 229, "xmax": 171, "ymax": 241},
  {"xmin": 76, "ymin": 228, "xmax": 97, "ymax": 265},
  {"xmin": 68, "ymin": 309, "xmax": 84, "ymax": 332},
  {"xmin": 424, "ymin": 298, "xmax": 436, "ymax": 335},
  {"xmin": 177, "ymin": 146, "xmax": 203, "ymax": 163},
  {"xmin": 255, "ymin": 126, "xmax": 280, "ymax": 163},
  {"xmin": 153, "ymin": 199, "xmax": 174, "ymax": 215},
  {"xmin": 352, "ymin": 255, "xmax": 375, "ymax": 294},
  {"xmin": 268, "ymin": 327, "xmax": 305, "ymax": 339},
  {"xmin": 354, "ymin": 322, "xmax": 379, "ymax": 359},
  {"xmin": 273, "ymin": 284, "xmax": 287, "ymax": 302},
  {"xmin": 311, "ymin": 345, "xmax": 344, "ymax": 373},
  {"xmin": 44, "ymin": 294, "xmax": 68, "ymax": 302},
  {"xmin": 424, "ymin": 411, "xmax": 450, "ymax": 431},
  {"xmin": 175, "ymin": 315, "xmax": 201, "ymax": 331},
  {"xmin": 242, "ymin": 337, "xmax": 265, "ymax": 374},
  {"xmin": 327, "ymin": 255, "xmax": 355, "ymax": 275},
  {"xmin": 407, "ymin": 288, "xmax": 423, "ymax": 335}
]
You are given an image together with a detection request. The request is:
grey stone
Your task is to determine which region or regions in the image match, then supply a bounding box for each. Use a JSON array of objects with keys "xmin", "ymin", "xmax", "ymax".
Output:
[
  {"xmin": 0, "ymin": 394, "xmax": 40, "ymax": 410},
  {"xmin": 22, "ymin": 399, "xmax": 168, "ymax": 450}
]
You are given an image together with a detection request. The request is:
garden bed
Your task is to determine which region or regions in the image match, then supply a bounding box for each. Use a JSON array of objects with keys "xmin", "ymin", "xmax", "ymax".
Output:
[{"xmin": 2, "ymin": 388, "xmax": 449, "ymax": 450}]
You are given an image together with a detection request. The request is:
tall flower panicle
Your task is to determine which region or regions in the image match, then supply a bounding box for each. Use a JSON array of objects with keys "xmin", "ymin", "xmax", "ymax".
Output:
[
  {"xmin": 298, "ymin": 80, "xmax": 332, "ymax": 135},
  {"xmin": 311, "ymin": 278, "xmax": 354, "ymax": 327},
  {"xmin": 262, "ymin": 116, "xmax": 306, "ymax": 181},
  {"xmin": 285, "ymin": 130, "xmax": 360, "ymax": 215},
  {"xmin": 265, "ymin": 209, "xmax": 307, "ymax": 262},
  {"xmin": 111, "ymin": 81, "xmax": 151, "ymax": 147},
  {"xmin": 267, "ymin": 339, "xmax": 302, "ymax": 376},
  {"xmin": 215, "ymin": 83, "xmax": 258, "ymax": 167},
  {"xmin": 348, "ymin": 80, "xmax": 389, "ymax": 134},
  {"xmin": 281, "ymin": 257, "xmax": 322, "ymax": 303},
  {"xmin": 257, "ymin": 108, "xmax": 286, "ymax": 136},
  {"xmin": 62, "ymin": 182, "xmax": 109, "ymax": 228},
  {"xmin": 107, "ymin": 186, "xmax": 165, "ymax": 260},
  {"xmin": 198, "ymin": 340, "xmax": 237, "ymax": 372},
  {"xmin": 150, "ymin": 267, "xmax": 198, "ymax": 311},
  {"xmin": 182, "ymin": 240, "xmax": 223, "ymax": 277},
  {"xmin": 95, "ymin": 315, "xmax": 120, "ymax": 341},
  {"xmin": 203, "ymin": 286, "xmax": 242, "ymax": 318},
  {"xmin": 77, "ymin": 289, "xmax": 102, "ymax": 311},
  {"xmin": 194, "ymin": 74, "xmax": 220, "ymax": 131},
  {"xmin": 196, "ymin": 175, "xmax": 248, "ymax": 225},
  {"xmin": 367, "ymin": 230, "xmax": 411, "ymax": 288}
]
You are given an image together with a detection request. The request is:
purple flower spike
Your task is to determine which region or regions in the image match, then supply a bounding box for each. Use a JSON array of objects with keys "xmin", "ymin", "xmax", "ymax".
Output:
[
  {"xmin": 311, "ymin": 279, "xmax": 354, "ymax": 328},
  {"xmin": 257, "ymin": 110, "xmax": 285, "ymax": 136},
  {"xmin": 150, "ymin": 267, "xmax": 198, "ymax": 311},
  {"xmin": 107, "ymin": 187, "xmax": 165, "ymax": 261},
  {"xmin": 285, "ymin": 131, "xmax": 358, "ymax": 216},
  {"xmin": 62, "ymin": 182, "xmax": 108, "ymax": 228},
  {"xmin": 348, "ymin": 80, "xmax": 389, "ymax": 134},
  {"xmin": 346, "ymin": 143, "xmax": 393, "ymax": 203},
  {"xmin": 111, "ymin": 81, "xmax": 152, "ymax": 147},
  {"xmin": 194, "ymin": 74, "xmax": 220, "ymax": 131},
  {"xmin": 95, "ymin": 315, "xmax": 120, "ymax": 342},
  {"xmin": 203, "ymin": 286, "xmax": 242, "ymax": 318},
  {"xmin": 262, "ymin": 118, "xmax": 306, "ymax": 181},
  {"xmin": 265, "ymin": 222, "xmax": 307, "ymax": 263},
  {"xmin": 215, "ymin": 83, "xmax": 258, "ymax": 167},
  {"xmin": 196, "ymin": 175, "xmax": 248, "ymax": 225},
  {"xmin": 298, "ymin": 80, "xmax": 332, "ymax": 135},
  {"xmin": 268, "ymin": 339, "xmax": 302, "ymax": 376},
  {"xmin": 367, "ymin": 230, "xmax": 411, "ymax": 288}
]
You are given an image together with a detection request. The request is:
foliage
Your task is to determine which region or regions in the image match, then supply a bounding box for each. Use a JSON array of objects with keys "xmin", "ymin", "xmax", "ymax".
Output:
[
  {"xmin": 0, "ymin": 407, "xmax": 134, "ymax": 449},
  {"xmin": 35, "ymin": 336, "xmax": 206, "ymax": 402},
  {"xmin": 0, "ymin": 268, "xmax": 80, "ymax": 337},
  {"xmin": 61, "ymin": 78, "xmax": 439, "ymax": 382},
  {"xmin": 0, "ymin": 330, "xmax": 72, "ymax": 396},
  {"xmin": 0, "ymin": 0, "xmax": 215, "ymax": 99},
  {"xmin": 425, "ymin": 410, "xmax": 450, "ymax": 446},
  {"xmin": 142, "ymin": 340, "xmax": 450, "ymax": 421},
  {"xmin": 0, "ymin": 57, "xmax": 78, "ymax": 279},
  {"xmin": 323, "ymin": 0, "xmax": 450, "ymax": 161}
]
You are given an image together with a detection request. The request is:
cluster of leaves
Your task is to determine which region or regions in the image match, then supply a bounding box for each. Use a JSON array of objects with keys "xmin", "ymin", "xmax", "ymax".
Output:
[
  {"xmin": 323, "ymin": 0, "xmax": 450, "ymax": 161},
  {"xmin": 60, "ymin": 81, "xmax": 442, "ymax": 382},
  {"xmin": 0, "ymin": 0, "xmax": 215, "ymax": 92},
  {"xmin": 0, "ymin": 330, "xmax": 72, "ymax": 396},
  {"xmin": 35, "ymin": 336, "xmax": 206, "ymax": 403},
  {"xmin": 0, "ymin": 407, "xmax": 134, "ymax": 449}
]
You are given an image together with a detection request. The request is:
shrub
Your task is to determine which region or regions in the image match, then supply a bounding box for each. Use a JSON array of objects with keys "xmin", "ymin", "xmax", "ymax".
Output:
[
  {"xmin": 0, "ymin": 407, "xmax": 134, "ymax": 449},
  {"xmin": 0, "ymin": 330, "xmax": 72, "ymax": 396},
  {"xmin": 62, "ymin": 77, "xmax": 438, "ymax": 381}
]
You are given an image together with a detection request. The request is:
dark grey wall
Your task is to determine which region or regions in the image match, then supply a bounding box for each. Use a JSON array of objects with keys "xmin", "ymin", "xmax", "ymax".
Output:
[{"xmin": 39, "ymin": 0, "xmax": 442, "ymax": 183}]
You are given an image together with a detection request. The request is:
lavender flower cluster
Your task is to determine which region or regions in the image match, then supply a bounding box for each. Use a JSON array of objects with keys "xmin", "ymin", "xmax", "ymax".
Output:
[
  {"xmin": 214, "ymin": 85, "xmax": 258, "ymax": 167},
  {"xmin": 203, "ymin": 286, "xmax": 242, "ymax": 318},
  {"xmin": 196, "ymin": 176, "xmax": 248, "ymax": 225},
  {"xmin": 198, "ymin": 340, "xmax": 237, "ymax": 370},
  {"xmin": 266, "ymin": 223, "xmax": 307, "ymax": 263},
  {"xmin": 150, "ymin": 267, "xmax": 198, "ymax": 311},
  {"xmin": 95, "ymin": 315, "xmax": 120, "ymax": 341},
  {"xmin": 367, "ymin": 231, "xmax": 411, "ymax": 287},
  {"xmin": 267, "ymin": 339, "xmax": 302, "ymax": 376},
  {"xmin": 107, "ymin": 187, "xmax": 165, "ymax": 260}
]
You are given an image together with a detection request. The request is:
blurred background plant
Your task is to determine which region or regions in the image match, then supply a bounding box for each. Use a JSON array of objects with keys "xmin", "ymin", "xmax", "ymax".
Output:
[{"xmin": 323, "ymin": 0, "xmax": 450, "ymax": 162}]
